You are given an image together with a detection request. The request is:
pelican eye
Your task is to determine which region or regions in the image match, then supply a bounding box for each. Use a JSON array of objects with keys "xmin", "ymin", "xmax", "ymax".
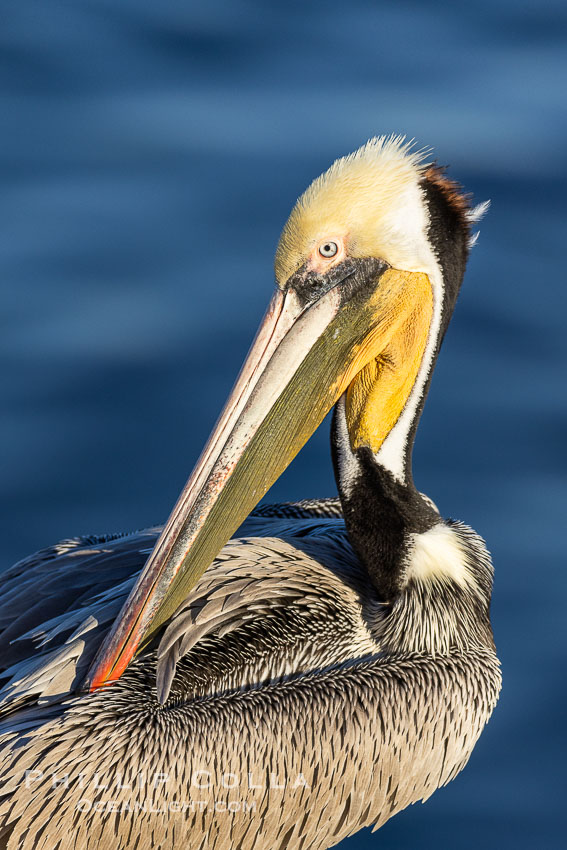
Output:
[{"xmin": 319, "ymin": 241, "xmax": 338, "ymax": 258}]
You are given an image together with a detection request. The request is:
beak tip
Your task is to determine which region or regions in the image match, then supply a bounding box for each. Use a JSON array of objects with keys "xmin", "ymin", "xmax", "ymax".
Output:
[{"xmin": 84, "ymin": 641, "xmax": 136, "ymax": 693}]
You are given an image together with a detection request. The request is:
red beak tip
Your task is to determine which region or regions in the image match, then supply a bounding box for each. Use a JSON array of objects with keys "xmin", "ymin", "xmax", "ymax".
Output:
[{"xmin": 86, "ymin": 671, "xmax": 114, "ymax": 693}]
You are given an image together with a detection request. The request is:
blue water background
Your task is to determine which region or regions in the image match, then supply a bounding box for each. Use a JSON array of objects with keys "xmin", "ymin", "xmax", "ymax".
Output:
[{"xmin": 1, "ymin": 1, "xmax": 566, "ymax": 847}]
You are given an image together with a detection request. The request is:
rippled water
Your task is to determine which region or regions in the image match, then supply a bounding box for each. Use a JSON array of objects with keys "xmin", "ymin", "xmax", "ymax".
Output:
[{"xmin": 1, "ymin": 1, "xmax": 566, "ymax": 847}]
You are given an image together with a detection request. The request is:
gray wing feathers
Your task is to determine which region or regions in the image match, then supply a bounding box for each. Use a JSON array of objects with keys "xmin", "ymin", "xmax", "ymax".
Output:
[
  {"xmin": 155, "ymin": 533, "xmax": 377, "ymax": 703},
  {"xmin": 0, "ymin": 502, "xmax": 342, "ymax": 710},
  {"xmin": 0, "ymin": 529, "xmax": 161, "ymax": 669},
  {"xmin": 249, "ymin": 497, "xmax": 342, "ymax": 519},
  {"xmin": 0, "ymin": 502, "xmax": 502, "ymax": 850},
  {"xmin": 0, "ymin": 576, "xmax": 138, "ymax": 712},
  {"xmin": 0, "ymin": 532, "xmax": 161, "ymax": 712},
  {"xmin": 0, "ymin": 650, "xmax": 501, "ymax": 850}
]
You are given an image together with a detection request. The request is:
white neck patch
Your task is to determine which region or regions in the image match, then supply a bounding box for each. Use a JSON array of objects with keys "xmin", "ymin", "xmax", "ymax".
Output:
[
  {"xmin": 375, "ymin": 182, "xmax": 444, "ymax": 484},
  {"xmin": 333, "ymin": 394, "xmax": 361, "ymax": 500},
  {"xmin": 405, "ymin": 523, "xmax": 479, "ymax": 594}
]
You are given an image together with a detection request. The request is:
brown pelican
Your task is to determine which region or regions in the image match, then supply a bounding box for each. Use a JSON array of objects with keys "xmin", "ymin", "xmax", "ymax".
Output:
[{"xmin": 0, "ymin": 136, "xmax": 500, "ymax": 850}]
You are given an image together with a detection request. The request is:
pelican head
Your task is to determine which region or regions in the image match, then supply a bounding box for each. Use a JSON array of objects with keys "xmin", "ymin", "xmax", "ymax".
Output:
[{"xmin": 86, "ymin": 135, "xmax": 475, "ymax": 690}]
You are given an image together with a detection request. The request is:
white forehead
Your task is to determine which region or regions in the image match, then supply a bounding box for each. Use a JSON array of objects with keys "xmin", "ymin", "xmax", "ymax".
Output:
[{"xmin": 276, "ymin": 136, "xmax": 438, "ymax": 284}]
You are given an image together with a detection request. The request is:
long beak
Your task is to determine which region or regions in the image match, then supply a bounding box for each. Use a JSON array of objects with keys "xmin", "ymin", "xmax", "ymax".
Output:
[{"xmin": 85, "ymin": 258, "xmax": 404, "ymax": 691}]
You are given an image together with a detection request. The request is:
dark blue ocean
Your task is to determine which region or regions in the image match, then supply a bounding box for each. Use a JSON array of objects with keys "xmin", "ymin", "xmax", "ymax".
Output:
[{"xmin": 1, "ymin": 1, "xmax": 565, "ymax": 847}]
